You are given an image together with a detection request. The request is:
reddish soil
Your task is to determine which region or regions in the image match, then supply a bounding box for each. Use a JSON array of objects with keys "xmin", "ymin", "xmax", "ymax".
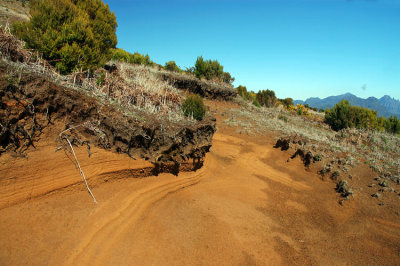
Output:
[{"xmin": 0, "ymin": 100, "xmax": 399, "ymax": 265}]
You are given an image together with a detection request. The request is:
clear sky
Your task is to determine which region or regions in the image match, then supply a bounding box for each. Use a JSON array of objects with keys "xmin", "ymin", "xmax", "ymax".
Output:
[{"xmin": 104, "ymin": 0, "xmax": 400, "ymax": 101}]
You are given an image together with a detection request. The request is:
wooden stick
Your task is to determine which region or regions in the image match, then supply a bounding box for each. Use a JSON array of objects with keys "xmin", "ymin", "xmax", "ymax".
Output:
[{"xmin": 65, "ymin": 137, "xmax": 98, "ymax": 204}]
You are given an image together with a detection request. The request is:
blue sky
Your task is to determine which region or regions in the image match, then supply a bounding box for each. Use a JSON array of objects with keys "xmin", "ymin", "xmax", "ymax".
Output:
[{"xmin": 104, "ymin": 0, "xmax": 400, "ymax": 101}]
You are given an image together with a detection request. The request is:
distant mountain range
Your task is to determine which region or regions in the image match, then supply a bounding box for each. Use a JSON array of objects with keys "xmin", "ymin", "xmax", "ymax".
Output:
[{"xmin": 294, "ymin": 93, "xmax": 400, "ymax": 118}]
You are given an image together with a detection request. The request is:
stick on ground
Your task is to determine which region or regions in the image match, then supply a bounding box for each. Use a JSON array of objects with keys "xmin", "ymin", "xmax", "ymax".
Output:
[{"xmin": 64, "ymin": 137, "xmax": 98, "ymax": 204}]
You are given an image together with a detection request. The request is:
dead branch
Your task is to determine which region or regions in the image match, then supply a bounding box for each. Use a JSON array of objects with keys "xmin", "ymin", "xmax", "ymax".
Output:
[{"xmin": 63, "ymin": 136, "xmax": 98, "ymax": 204}]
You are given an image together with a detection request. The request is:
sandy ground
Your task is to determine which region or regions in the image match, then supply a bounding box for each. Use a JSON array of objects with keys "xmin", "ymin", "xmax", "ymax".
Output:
[{"xmin": 0, "ymin": 103, "xmax": 400, "ymax": 265}]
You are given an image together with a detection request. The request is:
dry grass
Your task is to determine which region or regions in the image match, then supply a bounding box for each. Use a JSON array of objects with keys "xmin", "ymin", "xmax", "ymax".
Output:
[{"xmin": 0, "ymin": 27, "xmax": 193, "ymax": 123}]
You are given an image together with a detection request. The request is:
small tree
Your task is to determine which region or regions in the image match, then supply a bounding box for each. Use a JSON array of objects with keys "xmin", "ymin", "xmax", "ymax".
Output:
[
  {"xmin": 325, "ymin": 100, "xmax": 355, "ymax": 131},
  {"xmin": 222, "ymin": 71, "xmax": 235, "ymax": 84},
  {"xmin": 130, "ymin": 52, "xmax": 153, "ymax": 65},
  {"xmin": 194, "ymin": 56, "xmax": 224, "ymax": 80},
  {"xmin": 281, "ymin": 98, "xmax": 294, "ymax": 108},
  {"xmin": 256, "ymin": 89, "xmax": 277, "ymax": 107},
  {"xmin": 236, "ymin": 85, "xmax": 248, "ymax": 100},
  {"xmin": 182, "ymin": 94, "xmax": 206, "ymax": 121},
  {"xmin": 164, "ymin": 61, "xmax": 182, "ymax": 72}
]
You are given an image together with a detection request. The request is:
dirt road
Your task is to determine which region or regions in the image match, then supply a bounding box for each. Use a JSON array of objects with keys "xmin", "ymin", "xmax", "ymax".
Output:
[{"xmin": 0, "ymin": 129, "xmax": 399, "ymax": 265}]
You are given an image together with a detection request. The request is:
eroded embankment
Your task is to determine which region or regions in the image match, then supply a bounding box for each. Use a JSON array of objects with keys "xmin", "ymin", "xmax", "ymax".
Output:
[
  {"xmin": 0, "ymin": 138, "xmax": 205, "ymax": 209},
  {"xmin": 0, "ymin": 61, "xmax": 216, "ymax": 207},
  {"xmin": 0, "ymin": 62, "xmax": 216, "ymax": 162}
]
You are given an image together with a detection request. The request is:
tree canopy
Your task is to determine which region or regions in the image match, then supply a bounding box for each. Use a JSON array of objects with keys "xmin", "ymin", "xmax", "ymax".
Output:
[{"xmin": 13, "ymin": 0, "xmax": 117, "ymax": 74}]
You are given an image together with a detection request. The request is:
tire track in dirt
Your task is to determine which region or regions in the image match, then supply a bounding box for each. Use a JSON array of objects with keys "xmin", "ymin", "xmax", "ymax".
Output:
[{"xmin": 57, "ymin": 166, "xmax": 208, "ymax": 265}]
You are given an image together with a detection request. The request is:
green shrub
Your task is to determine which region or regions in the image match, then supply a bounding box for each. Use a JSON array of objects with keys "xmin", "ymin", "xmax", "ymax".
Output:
[
  {"xmin": 193, "ymin": 56, "xmax": 234, "ymax": 84},
  {"xmin": 111, "ymin": 49, "xmax": 153, "ymax": 66},
  {"xmin": 111, "ymin": 48, "xmax": 131, "ymax": 62},
  {"xmin": 194, "ymin": 56, "xmax": 223, "ymax": 80},
  {"xmin": 252, "ymin": 99, "xmax": 261, "ymax": 107},
  {"xmin": 236, "ymin": 85, "xmax": 260, "ymax": 107},
  {"xmin": 222, "ymin": 71, "xmax": 235, "ymax": 84},
  {"xmin": 296, "ymin": 106, "xmax": 304, "ymax": 116},
  {"xmin": 384, "ymin": 116, "xmax": 400, "ymax": 134},
  {"xmin": 164, "ymin": 61, "xmax": 182, "ymax": 72},
  {"xmin": 129, "ymin": 52, "xmax": 153, "ymax": 65},
  {"xmin": 325, "ymin": 100, "xmax": 383, "ymax": 131},
  {"xmin": 13, "ymin": 0, "xmax": 117, "ymax": 74},
  {"xmin": 280, "ymin": 98, "xmax": 294, "ymax": 108},
  {"xmin": 256, "ymin": 89, "xmax": 277, "ymax": 107},
  {"xmin": 182, "ymin": 94, "xmax": 206, "ymax": 121},
  {"xmin": 236, "ymin": 85, "xmax": 249, "ymax": 100}
]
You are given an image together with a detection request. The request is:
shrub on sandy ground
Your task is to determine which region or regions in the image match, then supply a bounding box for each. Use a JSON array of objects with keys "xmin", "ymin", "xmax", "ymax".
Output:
[
  {"xmin": 12, "ymin": 0, "xmax": 117, "ymax": 74},
  {"xmin": 182, "ymin": 94, "xmax": 206, "ymax": 121},
  {"xmin": 256, "ymin": 89, "xmax": 277, "ymax": 107},
  {"xmin": 164, "ymin": 61, "xmax": 182, "ymax": 73}
]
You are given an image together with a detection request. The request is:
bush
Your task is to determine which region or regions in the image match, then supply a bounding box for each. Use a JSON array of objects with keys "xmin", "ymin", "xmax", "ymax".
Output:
[
  {"xmin": 13, "ymin": 0, "xmax": 117, "ymax": 74},
  {"xmin": 256, "ymin": 89, "xmax": 277, "ymax": 107},
  {"xmin": 280, "ymin": 98, "xmax": 294, "ymax": 108},
  {"xmin": 237, "ymin": 85, "xmax": 249, "ymax": 100},
  {"xmin": 325, "ymin": 100, "xmax": 381, "ymax": 131},
  {"xmin": 194, "ymin": 56, "xmax": 222, "ymax": 80},
  {"xmin": 222, "ymin": 71, "xmax": 235, "ymax": 85},
  {"xmin": 193, "ymin": 56, "xmax": 234, "ymax": 84},
  {"xmin": 182, "ymin": 94, "xmax": 206, "ymax": 121},
  {"xmin": 296, "ymin": 104, "xmax": 308, "ymax": 116},
  {"xmin": 252, "ymin": 99, "xmax": 261, "ymax": 107},
  {"xmin": 130, "ymin": 52, "xmax": 153, "ymax": 66},
  {"xmin": 384, "ymin": 116, "xmax": 400, "ymax": 134},
  {"xmin": 236, "ymin": 85, "xmax": 260, "ymax": 107},
  {"xmin": 164, "ymin": 61, "xmax": 182, "ymax": 72},
  {"xmin": 111, "ymin": 48, "xmax": 131, "ymax": 62},
  {"xmin": 111, "ymin": 49, "xmax": 154, "ymax": 66}
]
